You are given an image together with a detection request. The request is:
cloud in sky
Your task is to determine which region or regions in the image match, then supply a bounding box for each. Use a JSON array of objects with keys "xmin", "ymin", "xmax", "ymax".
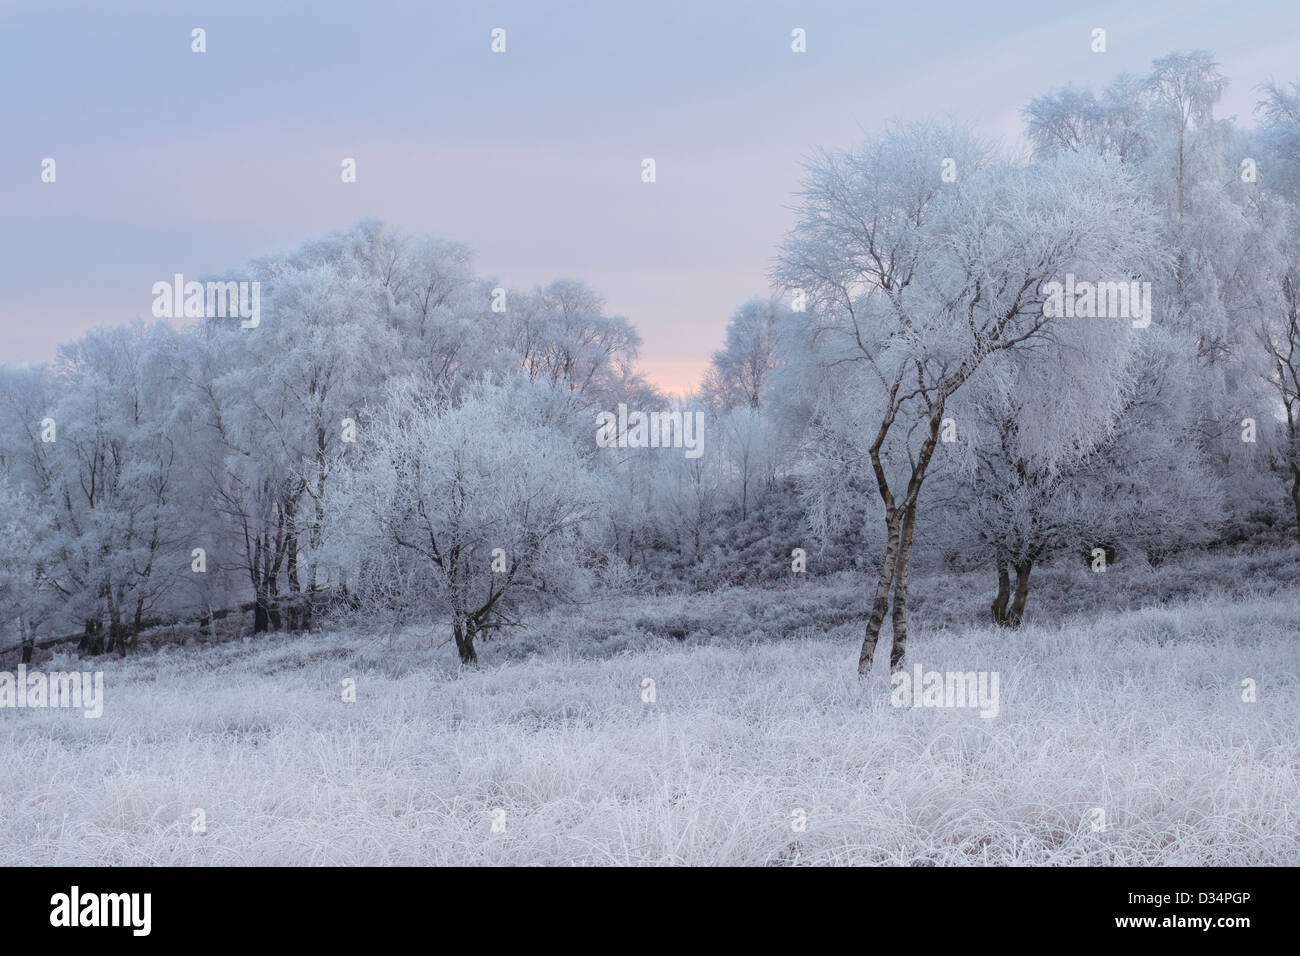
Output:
[{"xmin": 3, "ymin": 0, "xmax": 1298, "ymax": 393}]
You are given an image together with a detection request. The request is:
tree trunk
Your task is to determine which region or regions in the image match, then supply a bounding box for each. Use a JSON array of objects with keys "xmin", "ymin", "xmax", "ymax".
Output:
[
  {"xmin": 888, "ymin": 501, "xmax": 919, "ymax": 670},
  {"xmin": 1006, "ymin": 559, "xmax": 1033, "ymax": 628},
  {"xmin": 251, "ymin": 536, "xmax": 266, "ymax": 632},
  {"xmin": 286, "ymin": 539, "xmax": 301, "ymax": 631},
  {"xmin": 1290, "ymin": 464, "xmax": 1300, "ymax": 546},
  {"xmin": 105, "ymin": 581, "xmax": 127, "ymax": 656},
  {"xmin": 19, "ymin": 618, "xmax": 33, "ymax": 665},
  {"xmin": 991, "ymin": 559, "xmax": 1011, "ymax": 626},
  {"xmin": 268, "ymin": 573, "xmax": 282, "ymax": 631},
  {"xmin": 859, "ymin": 508, "xmax": 902, "ymax": 675},
  {"xmin": 111, "ymin": 617, "xmax": 129, "ymax": 658},
  {"xmin": 453, "ymin": 620, "xmax": 478, "ymax": 666},
  {"xmin": 253, "ymin": 592, "xmax": 270, "ymax": 633},
  {"xmin": 80, "ymin": 618, "xmax": 105, "ymax": 656}
]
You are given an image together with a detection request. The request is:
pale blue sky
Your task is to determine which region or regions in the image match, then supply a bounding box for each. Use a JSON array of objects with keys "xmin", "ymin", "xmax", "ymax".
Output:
[{"xmin": 3, "ymin": 0, "xmax": 1298, "ymax": 391}]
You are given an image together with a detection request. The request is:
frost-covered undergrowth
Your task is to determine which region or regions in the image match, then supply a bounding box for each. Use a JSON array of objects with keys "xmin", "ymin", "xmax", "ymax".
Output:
[{"xmin": 2, "ymin": 580, "xmax": 1296, "ymax": 865}]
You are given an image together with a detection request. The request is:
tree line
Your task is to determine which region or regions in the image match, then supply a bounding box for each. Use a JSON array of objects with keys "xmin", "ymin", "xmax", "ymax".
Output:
[{"xmin": 1, "ymin": 51, "xmax": 1297, "ymax": 673}]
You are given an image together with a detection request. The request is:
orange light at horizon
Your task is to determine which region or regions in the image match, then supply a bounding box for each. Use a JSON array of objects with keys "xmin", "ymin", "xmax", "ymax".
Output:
[{"xmin": 636, "ymin": 358, "xmax": 709, "ymax": 398}]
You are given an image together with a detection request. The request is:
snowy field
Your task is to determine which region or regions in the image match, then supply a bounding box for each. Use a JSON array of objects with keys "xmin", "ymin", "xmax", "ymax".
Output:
[{"xmin": 2, "ymin": 569, "xmax": 1296, "ymax": 865}]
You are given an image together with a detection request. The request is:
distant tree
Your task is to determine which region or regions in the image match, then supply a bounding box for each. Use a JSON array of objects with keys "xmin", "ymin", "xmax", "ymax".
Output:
[
  {"xmin": 1028, "ymin": 55, "xmax": 1261, "ymax": 478},
  {"xmin": 0, "ymin": 474, "xmax": 55, "ymax": 662},
  {"xmin": 0, "ymin": 324, "xmax": 194, "ymax": 653},
  {"xmin": 933, "ymin": 327, "xmax": 1221, "ymax": 625},
  {"xmin": 327, "ymin": 376, "xmax": 605, "ymax": 664},
  {"xmin": 506, "ymin": 279, "xmax": 641, "ymax": 401},
  {"xmin": 1251, "ymin": 81, "xmax": 1300, "ymax": 539},
  {"xmin": 1024, "ymin": 75, "xmax": 1151, "ymax": 164},
  {"xmin": 191, "ymin": 255, "xmax": 394, "ymax": 633},
  {"xmin": 703, "ymin": 298, "xmax": 788, "ymax": 411}
]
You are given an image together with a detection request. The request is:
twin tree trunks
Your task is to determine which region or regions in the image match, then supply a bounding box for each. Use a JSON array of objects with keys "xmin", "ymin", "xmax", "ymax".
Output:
[
  {"xmin": 77, "ymin": 618, "xmax": 131, "ymax": 657},
  {"xmin": 857, "ymin": 406, "xmax": 946, "ymax": 676},
  {"xmin": 991, "ymin": 559, "xmax": 1033, "ymax": 628},
  {"xmin": 854, "ymin": 401, "xmax": 1090, "ymax": 672}
]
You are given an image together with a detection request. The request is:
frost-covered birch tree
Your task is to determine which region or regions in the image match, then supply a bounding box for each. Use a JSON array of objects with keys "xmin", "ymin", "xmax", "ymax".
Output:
[
  {"xmin": 327, "ymin": 376, "xmax": 605, "ymax": 663},
  {"xmin": 776, "ymin": 125, "xmax": 1160, "ymax": 673},
  {"xmin": 933, "ymin": 325, "xmax": 1221, "ymax": 625}
]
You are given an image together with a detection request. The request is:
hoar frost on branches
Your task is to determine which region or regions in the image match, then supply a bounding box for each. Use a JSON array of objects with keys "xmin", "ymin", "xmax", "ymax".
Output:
[
  {"xmin": 326, "ymin": 376, "xmax": 605, "ymax": 664},
  {"xmin": 776, "ymin": 124, "xmax": 1162, "ymax": 674}
]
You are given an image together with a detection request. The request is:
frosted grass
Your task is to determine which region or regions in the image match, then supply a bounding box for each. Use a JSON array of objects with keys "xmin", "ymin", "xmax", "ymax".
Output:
[{"xmin": 1, "ymin": 588, "xmax": 1295, "ymax": 865}]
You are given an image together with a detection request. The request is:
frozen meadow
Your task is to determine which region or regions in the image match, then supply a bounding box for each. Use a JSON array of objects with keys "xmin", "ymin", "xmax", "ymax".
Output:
[
  {"xmin": 4, "ymin": 7, "xmax": 1300, "ymax": 883},
  {"xmin": 2, "ymin": 562, "xmax": 1296, "ymax": 866}
]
